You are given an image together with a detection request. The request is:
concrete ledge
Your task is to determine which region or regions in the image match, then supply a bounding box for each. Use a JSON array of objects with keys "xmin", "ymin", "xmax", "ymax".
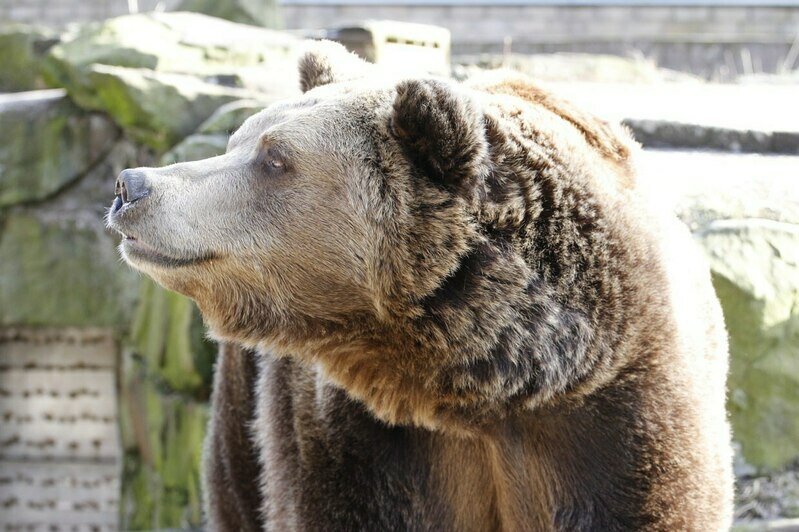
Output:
[
  {"xmin": 733, "ymin": 518, "xmax": 799, "ymax": 531},
  {"xmin": 625, "ymin": 119, "xmax": 799, "ymax": 154},
  {"xmin": 551, "ymin": 82, "xmax": 799, "ymax": 154}
]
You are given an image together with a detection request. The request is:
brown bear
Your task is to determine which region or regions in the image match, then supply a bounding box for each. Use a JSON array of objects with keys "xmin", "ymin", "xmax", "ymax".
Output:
[{"xmin": 107, "ymin": 41, "xmax": 733, "ymax": 531}]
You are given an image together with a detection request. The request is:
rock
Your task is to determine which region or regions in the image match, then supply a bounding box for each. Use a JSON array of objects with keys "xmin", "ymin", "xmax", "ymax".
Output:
[
  {"xmin": 119, "ymin": 352, "xmax": 209, "ymax": 529},
  {"xmin": 0, "ymin": 142, "xmax": 141, "ymax": 328},
  {"xmin": 732, "ymin": 518, "xmax": 799, "ymax": 531},
  {"xmin": 42, "ymin": 12, "xmax": 298, "ymax": 85},
  {"xmin": 645, "ymin": 152, "xmax": 799, "ymax": 232},
  {"xmin": 178, "ymin": 0, "xmax": 282, "ymax": 28},
  {"xmin": 454, "ymin": 53, "xmax": 700, "ymax": 83},
  {"xmin": 161, "ymin": 134, "xmax": 229, "ymax": 165},
  {"xmin": 0, "ymin": 89, "xmax": 119, "ymax": 207},
  {"xmin": 0, "ymin": 139, "xmax": 142, "ymax": 328},
  {"xmin": 128, "ymin": 279, "xmax": 215, "ymax": 396},
  {"xmin": 205, "ymin": 65, "xmax": 300, "ymax": 100},
  {"xmin": 40, "ymin": 12, "xmax": 301, "ymax": 151},
  {"xmin": 160, "ymin": 99, "xmax": 269, "ymax": 164},
  {"xmin": 66, "ymin": 65, "xmax": 259, "ymax": 151},
  {"xmin": 118, "ymin": 278, "xmax": 215, "ymax": 529},
  {"xmin": 626, "ymin": 119, "xmax": 796, "ymax": 155},
  {"xmin": 0, "ymin": 24, "xmax": 58, "ymax": 92},
  {"xmin": 736, "ymin": 463, "xmax": 799, "ymax": 521},
  {"xmin": 699, "ymin": 220, "xmax": 799, "ymax": 472},
  {"xmin": 639, "ymin": 150, "xmax": 799, "ymax": 472},
  {"xmin": 197, "ymin": 98, "xmax": 268, "ymax": 135},
  {"xmin": 550, "ymin": 82, "xmax": 799, "ymax": 154}
]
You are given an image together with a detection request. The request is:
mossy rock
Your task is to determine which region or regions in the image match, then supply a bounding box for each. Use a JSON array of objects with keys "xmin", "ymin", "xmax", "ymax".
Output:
[
  {"xmin": 654, "ymin": 153, "xmax": 799, "ymax": 472},
  {"xmin": 62, "ymin": 64, "xmax": 258, "ymax": 151},
  {"xmin": 161, "ymin": 134, "xmax": 230, "ymax": 165},
  {"xmin": 129, "ymin": 279, "xmax": 215, "ymax": 396},
  {"xmin": 0, "ymin": 24, "xmax": 59, "ymax": 92},
  {"xmin": 39, "ymin": 12, "xmax": 301, "ymax": 151},
  {"xmin": 119, "ymin": 353, "xmax": 209, "ymax": 529},
  {"xmin": 0, "ymin": 133, "xmax": 144, "ymax": 328},
  {"xmin": 178, "ymin": 0, "xmax": 283, "ymax": 28},
  {"xmin": 0, "ymin": 90, "xmax": 119, "ymax": 207},
  {"xmin": 697, "ymin": 219, "xmax": 799, "ymax": 471},
  {"xmin": 0, "ymin": 211, "xmax": 139, "ymax": 327},
  {"xmin": 42, "ymin": 11, "xmax": 297, "ymax": 86},
  {"xmin": 197, "ymin": 99, "xmax": 269, "ymax": 135},
  {"xmin": 119, "ymin": 278, "xmax": 215, "ymax": 528}
]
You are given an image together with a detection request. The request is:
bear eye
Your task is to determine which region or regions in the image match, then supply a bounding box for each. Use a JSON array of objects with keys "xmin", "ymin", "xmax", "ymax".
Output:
[{"xmin": 258, "ymin": 146, "xmax": 287, "ymax": 175}]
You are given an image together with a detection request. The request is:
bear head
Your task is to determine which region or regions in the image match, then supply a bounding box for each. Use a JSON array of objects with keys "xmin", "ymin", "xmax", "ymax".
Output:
[{"xmin": 107, "ymin": 41, "xmax": 495, "ymax": 351}]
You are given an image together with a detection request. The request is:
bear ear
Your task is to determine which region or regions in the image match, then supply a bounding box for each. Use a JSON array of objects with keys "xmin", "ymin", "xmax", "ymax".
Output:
[
  {"xmin": 298, "ymin": 40, "xmax": 373, "ymax": 93},
  {"xmin": 390, "ymin": 79, "xmax": 488, "ymax": 189}
]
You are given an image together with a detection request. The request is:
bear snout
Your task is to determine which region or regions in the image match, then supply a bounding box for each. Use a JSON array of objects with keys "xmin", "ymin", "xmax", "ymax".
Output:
[{"xmin": 113, "ymin": 169, "xmax": 151, "ymax": 210}]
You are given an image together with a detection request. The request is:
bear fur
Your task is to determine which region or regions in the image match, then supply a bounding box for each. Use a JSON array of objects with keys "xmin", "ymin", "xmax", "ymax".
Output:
[{"xmin": 108, "ymin": 41, "xmax": 733, "ymax": 531}]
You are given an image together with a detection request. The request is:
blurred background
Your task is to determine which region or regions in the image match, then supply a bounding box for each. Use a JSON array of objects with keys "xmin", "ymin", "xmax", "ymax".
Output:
[{"xmin": 0, "ymin": 0, "xmax": 797, "ymax": 530}]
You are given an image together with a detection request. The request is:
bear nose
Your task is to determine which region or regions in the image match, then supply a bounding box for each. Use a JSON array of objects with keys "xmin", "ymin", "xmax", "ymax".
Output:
[{"xmin": 115, "ymin": 169, "xmax": 150, "ymax": 204}]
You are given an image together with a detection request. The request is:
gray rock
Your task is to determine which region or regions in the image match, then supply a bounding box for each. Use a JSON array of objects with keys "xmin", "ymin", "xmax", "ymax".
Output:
[
  {"xmin": 640, "ymin": 150, "xmax": 799, "ymax": 472},
  {"xmin": 0, "ymin": 89, "xmax": 119, "ymax": 208},
  {"xmin": 732, "ymin": 518, "xmax": 799, "ymax": 531},
  {"xmin": 550, "ymin": 82, "xmax": 799, "ymax": 154},
  {"xmin": 0, "ymin": 24, "xmax": 58, "ymax": 92},
  {"xmin": 66, "ymin": 65, "xmax": 260, "ymax": 151},
  {"xmin": 178, "ymin": 0, "xmax": 282, "ymax": 28},
  {"xmin": 736, "ymin": 463, "xmax": 799, "ymax": 521},
  {"xmin": 626, "ymin": 119, "xmax": 799, "ymax": 155},
  {"xmin": 0, "ymin": 140, "xmax": 142, "ymax": 328},
  {"xmin": 42, "ymin": 11, "xmax": 298, "ymax": 84},
  {"xmin": 197, "ymin": 98, "xmax": 269, "ymax": 135},
  {"xmin": 161, "ymin": 134, "xmax": 229, "ymax": 165}
]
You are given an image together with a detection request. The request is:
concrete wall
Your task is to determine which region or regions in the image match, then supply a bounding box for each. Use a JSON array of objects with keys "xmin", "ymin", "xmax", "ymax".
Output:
[
  {"xmin": 281, "ymin": 4, "xmax": 799, "ymax": 78},
  {"xmin": 0, "ymin": 329, "xmax": 120, "ymax": 530},
  {"xmin": 2, "ymin": 1, "xmax": 796, "ymax": 79},
  {"xmin": 0, "ymin": 0, "xmax": 181, "ymax": 27},
  {"xmin": 282, "ymin": 4, "xmax": 799, "ymax": 47}
]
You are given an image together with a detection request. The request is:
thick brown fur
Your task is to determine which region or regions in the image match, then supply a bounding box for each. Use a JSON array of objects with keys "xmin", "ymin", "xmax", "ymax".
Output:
[
  {"xmin": 202, "ymin": 342, "xmax": 263, "ymax": 531},
  {"xmin": 107, "ymin": 41, "xmax": 733, "ymax": 531}
]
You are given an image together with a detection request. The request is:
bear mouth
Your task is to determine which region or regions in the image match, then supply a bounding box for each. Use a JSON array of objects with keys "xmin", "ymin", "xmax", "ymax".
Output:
[{"xmin": 121, "ymin": 234, "xmax": 214, "ymax": 269}]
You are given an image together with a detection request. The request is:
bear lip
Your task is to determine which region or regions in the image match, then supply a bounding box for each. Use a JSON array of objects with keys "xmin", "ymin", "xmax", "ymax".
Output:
[
  {"xmin": 106, "ymin": 203, "xmax": 214, "ymax": 268},
  {"xmin": 120, "ymin": 233, "xmax": 215, "ymax": 269}
]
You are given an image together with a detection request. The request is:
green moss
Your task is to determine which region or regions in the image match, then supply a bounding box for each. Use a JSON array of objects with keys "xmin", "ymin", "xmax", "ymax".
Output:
[
  {"xmin": 178, "ymin": 0, "xmax": 283, "ymax": 28},
  {"xmin": 118, "ymin": 279, "xmax": 215, "ymax": 527},
  {"xmin": 119, "ymin": 358, "xmax": 209, "ymax": 529},
  {"xmin": 130, "ymin": 279, "xmax": 215, "ymax": 397},
  {"xmin": 73, "ymin": 65, "xmax": 253, "ymax": 152},
  {"xmin": 0, "ymin": 92, "xmax": 119, "ymax": 208},
  {"xmin": 0, "ymin": 212, "xmax": 140, "ymax": 327},
  {"xmin": 715, "ymin": 271, "xmax": 799, "ymax": 471},
  {"xmin": 0, "ymin": 25, "xmax": 57, "ymax": 91}
]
